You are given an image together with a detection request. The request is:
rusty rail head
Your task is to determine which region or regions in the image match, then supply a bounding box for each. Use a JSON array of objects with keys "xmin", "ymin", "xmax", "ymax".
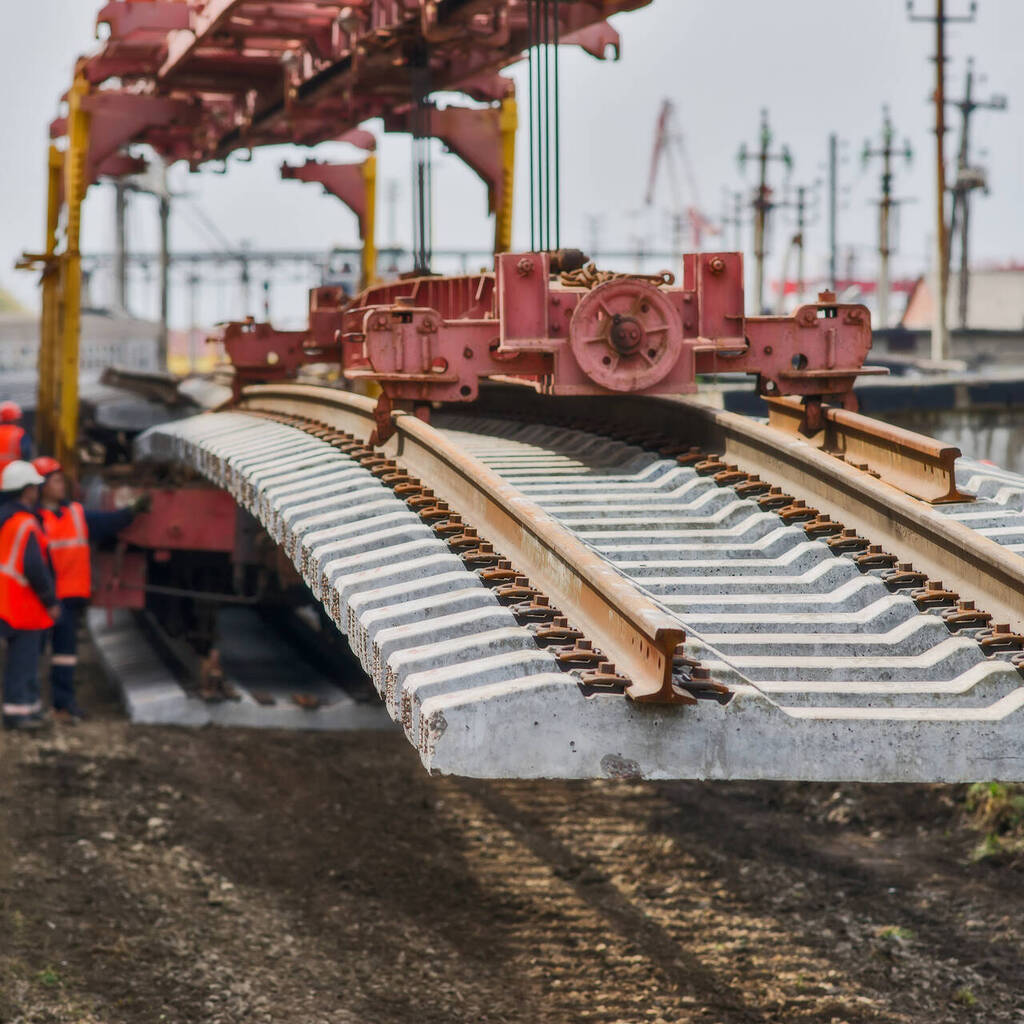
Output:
[
  {"xmin": 764, "ymin": 395, "xmax": 973, "ymax": 504},
  {"xmin": 237, "ymin": 384, "xmax": 688, "ymax": 704}
]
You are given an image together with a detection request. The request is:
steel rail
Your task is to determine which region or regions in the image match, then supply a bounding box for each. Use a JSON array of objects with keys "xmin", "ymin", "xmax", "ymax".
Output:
[
  {"xmin": 475, "ymin": 388, "xmax": 1024, "ymax": 635},
  {"xmin": 237, "ymin": 384, "xmax": 687, "ymax": 703},
  {"xmin": 763, "ymin": 395, "xmax": 971, "ymax": 504}
]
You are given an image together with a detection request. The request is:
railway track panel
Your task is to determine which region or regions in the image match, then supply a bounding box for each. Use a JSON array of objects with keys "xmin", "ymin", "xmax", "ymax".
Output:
[
  {"xmin": 134, "ymin": 386, "xmax": 1024, "ymax": 782},
  {"xmin": 537, "ymin": 392, "xmax": 1024, "ymax": 634},
  {"xmin": 950, "ymin": 457, "xmax": 1024, "ymax": 553}
]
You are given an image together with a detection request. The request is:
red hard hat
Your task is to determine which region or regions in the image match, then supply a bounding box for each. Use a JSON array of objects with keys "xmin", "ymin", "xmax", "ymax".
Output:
[
  {"xmin": 33, "ymin": 456, "xmax": 62, "ymax": 477},
  {"xmin": 0, "ymin": 401, "xmax": 21, "ymax": 423}
]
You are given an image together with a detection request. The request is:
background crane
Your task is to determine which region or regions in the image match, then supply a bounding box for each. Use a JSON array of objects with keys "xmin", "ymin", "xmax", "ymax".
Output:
[{"xmin": 644, "ymin": 99, "xmax": 717, "ymax": 254}]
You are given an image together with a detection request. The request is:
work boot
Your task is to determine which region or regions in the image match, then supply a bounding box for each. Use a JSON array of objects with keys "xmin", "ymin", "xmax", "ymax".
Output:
[
  {"xmin": 2, "ymin": 714, "xmax": 48, "ymax": 732},
  {"xmin": 53, "ymin": 705, "xmax": 86, "ymax": 725}
]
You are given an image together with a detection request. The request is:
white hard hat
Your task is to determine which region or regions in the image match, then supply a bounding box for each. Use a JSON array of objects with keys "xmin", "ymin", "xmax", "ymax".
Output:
[{"xmin": 1, "ymin": 460, "xmax": 45, "ymax": 492}]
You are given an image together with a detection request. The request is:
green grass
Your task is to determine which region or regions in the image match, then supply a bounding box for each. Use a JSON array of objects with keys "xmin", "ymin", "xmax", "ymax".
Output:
[
  {"xmin": 953, "ymin": 985, "xmax": 977, "ymax": 1007},
  {"xmin": 964, "ymin": 782, "xmax": 1024, "ymax": 863},
  {"xmin": 35, "ymin": 966, "xmax": 61, "ymax": 988}
]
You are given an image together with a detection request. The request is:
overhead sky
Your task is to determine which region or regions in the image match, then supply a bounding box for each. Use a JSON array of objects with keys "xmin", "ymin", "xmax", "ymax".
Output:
[{"xmin": 1, "ymin": 0, "xmax": 1021, "ymax": 327}]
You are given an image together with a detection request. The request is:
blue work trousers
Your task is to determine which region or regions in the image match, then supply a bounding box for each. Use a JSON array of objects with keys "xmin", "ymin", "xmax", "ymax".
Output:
[
  {"xmin": 1, "ymin": 624, "xmax": 45, "ymax": 720},
  {"xmin": 49, "ymin": 601, "xmax": 81, "ymax": 711}
]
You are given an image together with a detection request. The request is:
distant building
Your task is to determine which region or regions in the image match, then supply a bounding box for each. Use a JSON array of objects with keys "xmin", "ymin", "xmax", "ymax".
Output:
[
  {"xmin": 0, "ymin": 309, "xmax": 161, "ymax": 409},
  {"xmin": 902, "ymin": 267, "xmax": 1024, "ymax": 331},
  {"xmin": 0, "ymin": 310, "xmax": 160, "ymax": 375}
]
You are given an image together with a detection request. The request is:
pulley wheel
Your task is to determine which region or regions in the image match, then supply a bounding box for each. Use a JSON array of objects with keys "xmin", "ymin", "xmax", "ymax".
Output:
[{"xmin": 569, "ymin": 279, "xmax": 683, "ymax": 392}]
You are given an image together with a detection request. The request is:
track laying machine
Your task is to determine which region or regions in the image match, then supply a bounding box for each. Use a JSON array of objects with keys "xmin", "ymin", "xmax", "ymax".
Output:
[{"xmin": 18, "ymin": 1, "xmax": 1024, "ymax": 781}]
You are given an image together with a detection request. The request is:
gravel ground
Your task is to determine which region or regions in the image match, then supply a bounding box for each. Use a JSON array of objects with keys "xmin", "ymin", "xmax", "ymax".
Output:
[{"xmin": 2, "ymin": 638, "xmax": 1024, "ymax": 1024}]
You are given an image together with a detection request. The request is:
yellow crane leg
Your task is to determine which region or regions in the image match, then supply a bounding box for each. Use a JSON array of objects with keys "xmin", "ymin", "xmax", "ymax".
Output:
[
  {"xmin": 57, "ymin": 74, "xmax": 91, "ymax": 471},
  {"xmin": 360, "ymin": 153, "xmax": 377, "ymax": 290},
  {"xmin": 495, "ymin": 95, "xmax": 517, "ymax": 255},
  {"xmin": 36, "ymin": 144, "xmax": 64, "ymax": 455}
]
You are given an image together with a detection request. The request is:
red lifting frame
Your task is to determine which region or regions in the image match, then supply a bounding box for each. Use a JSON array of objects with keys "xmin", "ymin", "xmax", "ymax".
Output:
[
  {"xmin": 62, "ymin": 1, "xmax": 883, "ymax": 427},
  {"xmin": 222, "ymin": 251, "xmax": 882, "ymax": 419}
]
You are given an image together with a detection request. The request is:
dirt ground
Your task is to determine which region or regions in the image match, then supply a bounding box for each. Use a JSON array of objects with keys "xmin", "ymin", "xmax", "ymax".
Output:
[{"xmin": 2, "ymin": 640, "xmax": 1024, "ymax": 1024}]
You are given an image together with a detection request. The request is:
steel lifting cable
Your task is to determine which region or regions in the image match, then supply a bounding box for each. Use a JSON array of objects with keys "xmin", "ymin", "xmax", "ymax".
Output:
[
  {"xmin": 527, "ymin": 0, "xmax": 561, "ymax": 252},
  {"xmin": 411, "ymin": 61, "xmax": 434, "ymax": 275},
  {"xmin": 553, "ymin": 0, "xmax": 561, "ymax": 248},
  {"xmin": 528, "ymin": 1, "xmax": 536, "ymax": 247}
]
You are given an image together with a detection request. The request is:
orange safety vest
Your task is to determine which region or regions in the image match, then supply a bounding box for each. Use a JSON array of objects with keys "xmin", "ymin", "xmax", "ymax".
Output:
[
  {"xmin": 0, "ymin": 510, "xmax": 54, "ymax": 630},
  {"xmin": 0, "ymin": 425, "xmax": 24, "ymax": 472},
  {"xmin": 39, "ymin": 502, "xmax": 91, "ymax": 600}
]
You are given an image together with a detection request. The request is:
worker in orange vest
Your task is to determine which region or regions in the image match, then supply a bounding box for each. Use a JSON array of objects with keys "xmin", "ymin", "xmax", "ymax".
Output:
[
  {"xmin": 33, "ymin": 456, "xmax": 148, "ymax": 722},
  {"xmin": 0, "ymin": 402, "xmax": 33, "ymax": 475},
  {"xmin": 0, "ymin": 461, "xmax": 57, "ymax": 731}
]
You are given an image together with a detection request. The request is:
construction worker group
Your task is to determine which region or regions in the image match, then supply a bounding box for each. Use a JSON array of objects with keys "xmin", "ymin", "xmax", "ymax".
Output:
[{"xmin": 0, "ymin": 402, "xmax": 145, "ymax": 731}]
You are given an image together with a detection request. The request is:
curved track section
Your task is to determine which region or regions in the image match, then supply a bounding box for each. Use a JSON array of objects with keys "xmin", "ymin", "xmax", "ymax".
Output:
[
  {"xmin": 135, "ymin": 387, "xmax": 1024, "ymax": 781},
  {"xmin": 436, "ymin": 413, "xmax": 1024, "ymax": 713},
  {"xmin": 949, "ymin": 458, "xmax": 1024, "ymax": 556}
]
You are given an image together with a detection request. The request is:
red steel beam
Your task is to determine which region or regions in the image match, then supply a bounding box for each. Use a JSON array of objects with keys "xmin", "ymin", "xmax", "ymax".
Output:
[
  {"xmin": 280, "ymin": 160, "xmax": 371, "ymax": 237},
  {"xmin": 66, "ymin": 0, "xmax": 650, "ymax": 174}
]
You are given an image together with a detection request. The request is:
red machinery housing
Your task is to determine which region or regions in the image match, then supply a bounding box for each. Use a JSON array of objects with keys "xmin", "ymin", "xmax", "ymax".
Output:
[{"xmin": 221, "ymin": 250, "xmax": 880, "ymax": 428}]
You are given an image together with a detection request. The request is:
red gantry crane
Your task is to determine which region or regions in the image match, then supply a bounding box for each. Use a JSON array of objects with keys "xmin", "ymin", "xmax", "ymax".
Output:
[{"xmin": 21, "ymin": 1, "xmax": 880, "ymax": 466}]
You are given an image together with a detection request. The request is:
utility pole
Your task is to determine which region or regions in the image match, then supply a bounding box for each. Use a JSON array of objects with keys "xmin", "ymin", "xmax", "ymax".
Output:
[
  {"xmin": 669, "ymin": 212, "xmax": 685, "ymax": 260},
  {"xmin": 631, "ymin": 234, "xmax": 647, "ymax": 273},
  {"xmin": 114, "ymin": 181, "xmax": 128, "ymax": 313},
  {"xmin": 187, "ymin": 271, "xmax": 200, "ymax": 373},
  {"xmin": 158, "ymin": 189, "xmax": 170, "ymax": 368},
  {"xmin": 385, "ymin": 179, "xmax": 400, "ymax": 250},
  {"xmin": 946, "ymin": 58, "xmax": 1006, "ymax": 327},
  {"xmin": 862, "ymin": 107, "xmax": 913, "ymax": 329},
  {"xmin": 112, "ymin": 158, "xmax": 171, "ymax": 364},
  {"xmin": 586, "ymin": 214, "xmax": 603, "ymax": 261},
  {"xmin": 828, "ymin": 134, "xmax": 839, "ymax": 289},
  {"xmin": 240, "ymin": 259, "xmax": 250, "ymax": 318},
  {"xmin": 721, "ymin": 189, "xmax": 743, "ymax": 252},
  {"xmin": 790, "ymin": 183, "xmax": 818, "ymax": 307},
  {"xmin": 738, "ymin": 109, "xmax": 792, "ymax": 313},
  {"xmin": 908, "ymin": 0, "xmax": 978, "ymax": 360},
  {"xmin": 774, "ymin": 182, "xmax": 819, "ymax": 310},
  {"xmin": 845, "ymin": 247, "xmax": 858, "ymax": 284}
]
